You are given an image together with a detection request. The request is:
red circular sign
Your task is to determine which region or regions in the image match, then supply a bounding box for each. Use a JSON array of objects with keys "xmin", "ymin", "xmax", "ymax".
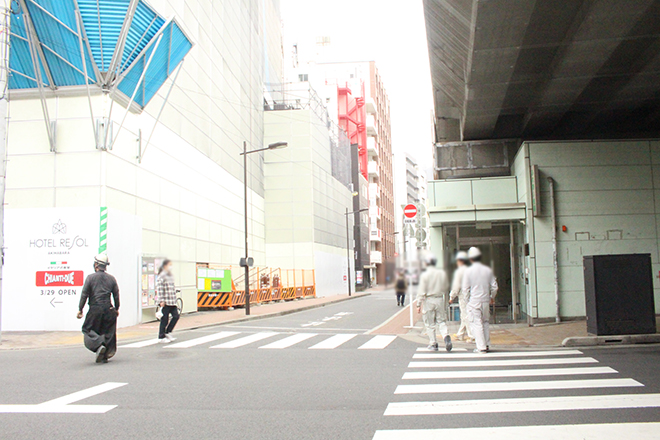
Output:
[{"xmin": 404, "ymin": 204, "xmax": 418, "ymax": 218}]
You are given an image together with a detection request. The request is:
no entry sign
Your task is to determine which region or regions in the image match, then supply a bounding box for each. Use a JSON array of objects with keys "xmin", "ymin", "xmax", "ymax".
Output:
[
  {"xmin": 403, "ymin": 204, "xmax": 418, "ymax": 224},
  {"xmin": 404, "ymin": 204, "xmax": 418, "ymax": 218}
]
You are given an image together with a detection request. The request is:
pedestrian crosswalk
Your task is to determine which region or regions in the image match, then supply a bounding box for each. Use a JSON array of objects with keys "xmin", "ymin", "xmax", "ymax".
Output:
[
  {"xmin": 374, "ymin": 348, "xmax": 660, "ymax": 439},
  {"xmin": 121, "ymin": 331, "xmax": 399, "ymax": 351}
]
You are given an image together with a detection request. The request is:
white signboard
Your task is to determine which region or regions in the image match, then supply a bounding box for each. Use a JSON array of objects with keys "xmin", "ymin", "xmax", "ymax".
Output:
[{"xmin": 2, "ymin": 208, "xmax": 100, "ymax": 331}]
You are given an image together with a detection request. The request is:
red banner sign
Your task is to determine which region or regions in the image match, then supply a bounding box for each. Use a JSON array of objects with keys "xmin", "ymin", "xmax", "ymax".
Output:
[{"xmin": 35, "ymin": 271, "xmax": 84, "ymax": 287}]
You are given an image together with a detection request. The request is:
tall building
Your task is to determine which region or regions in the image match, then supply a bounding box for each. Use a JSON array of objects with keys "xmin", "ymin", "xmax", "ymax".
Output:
[
  {"xmin": 262, "ymin": 82, "xmax": 353, "ymax": 296},
  {"xmin": 0, "ymin": 0, "xmax": 284, "ymax": 331},
  {"xmin": 305, "ymin": 62, "xmax": 395, "ymax": 285},
  {"xmin": 405, "ymin": 154, "xmax": 420, "ymax": 204}
]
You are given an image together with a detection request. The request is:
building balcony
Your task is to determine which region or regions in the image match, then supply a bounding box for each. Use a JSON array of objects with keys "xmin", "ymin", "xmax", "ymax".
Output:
[
  {"xmin": 369, "ymin": 206, "xmax": 381, "ymax": 219},
  {"xmin": 367, "ymin": 136, "xmax": 378, "ymax": 155},
  {"xmin": 367, "ymin": 114, "xmax": 377, "ymax": 137},
  {"xmin": 366, "ymin": 97, "xmax": 377, "ymax": 115},
  {"xmin": 369, "ymin": 183, "xmax": 380, "ymax": 200},
  {"xmin": 368, "ymin": 161, "xmax": 379, "ymax": 178},
  {"xmin": 370, "ymin": 227, "xmax": 382, "ymax": 242},
  {"xmin": 370, "ymin": 250, "xmax": 383, "ymax": 265}
]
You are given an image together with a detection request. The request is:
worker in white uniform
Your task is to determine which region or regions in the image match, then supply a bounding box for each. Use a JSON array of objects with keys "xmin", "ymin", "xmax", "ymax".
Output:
[
  {"xmin": 462, "ymin": 247, "xmax": 498, "ymax": 353},
  {"xmin": 450, "ymin": 251, "xmax": 473, "ymax": 342},
  {"xmin": 416, "ymin": 256, "xmax": 452, "ymax": 352}
]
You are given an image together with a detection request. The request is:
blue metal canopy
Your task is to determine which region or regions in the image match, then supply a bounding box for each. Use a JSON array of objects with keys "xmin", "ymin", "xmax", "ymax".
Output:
[{"xmin": 8, "ymin": 0, "xmax": 193, "ymax": 108}]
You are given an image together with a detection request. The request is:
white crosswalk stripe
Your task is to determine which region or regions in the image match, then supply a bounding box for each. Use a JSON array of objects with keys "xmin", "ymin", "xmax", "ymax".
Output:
[
  {"xmin": 412, "ymin": 349, "xmax": 583, "ymax": 359},
  {"xmin": 259, "ymin": 333, "xmax": 317, "ymax": 349},
  {"xmin": 121, "ymin": 339, "xmax": 161, "ymax": 348},
  {"xmin": 408, "ymin": 357, "xmax": 598, "ymax": 368},
  {"xmin": 121, "ymin": 332, "xmax": 398, "ymax": 351},
  {"xmin": 309, "ymin": 333, "xmax": 358, "ymax": 349},
  {"xmin": 375, "ymin": 347, "xmax": 658, "ymax": 439},
  {"xmin": 402, "ymin": 366, "xmax": 618, "ymax": 380},
  {"xmin": 359, "ymin": 335, "xmax": 397, "ymax": 350},
  {"xmin": 373, "ymin": 422, "xmax": 660, "ymax": 440},
  {"xmin": 165, "ymin": 331, "xmax": 240, "ymax": 348},
  {"xmin": 394, "ymin": 378, "xmax": 642, "ymax": 394},
  {"xmin": 211, "ymin": 332, "xmax": 279, "ymax": 348}
]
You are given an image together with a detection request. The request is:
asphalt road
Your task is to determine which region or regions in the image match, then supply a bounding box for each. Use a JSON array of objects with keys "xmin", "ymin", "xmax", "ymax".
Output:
[{"xmin": 1, "ymin": 289, "xmax": 659, "ymax": 439}]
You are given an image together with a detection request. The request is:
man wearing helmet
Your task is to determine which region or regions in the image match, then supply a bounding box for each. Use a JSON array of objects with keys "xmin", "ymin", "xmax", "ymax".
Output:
[
  {"xmin": 462, "ymin": 247, "xmax": 498, "ymax": 353},
  {"xmin": 450, "ymin": 251, "xmax": 473, "ymax": 342},
  {"xmin": 416, "ymin": 255, "xmax": 452, "ymax": 352},
  {"xmin": 76, "ymin": 253, "xmax": 120, "ymax": 363}
]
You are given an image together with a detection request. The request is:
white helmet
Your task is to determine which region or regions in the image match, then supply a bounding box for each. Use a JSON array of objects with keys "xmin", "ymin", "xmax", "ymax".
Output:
[
  {"xmin": 467, "ymin": 247, "xmax": 481, "ymax": 259},
  {"xmin": 94, "ymin": 253, "xmax": 109, "ymax": 266},
  {"xmin": 456, "ymin": 251, "xmax": 468, "ymax": 261}
]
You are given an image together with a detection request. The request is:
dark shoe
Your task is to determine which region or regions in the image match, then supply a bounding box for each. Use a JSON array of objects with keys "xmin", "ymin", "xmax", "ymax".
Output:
[
  {"xmin": 427, "ymin": 343, "xmax": 439, "ymax": 352},
  {"xmin": 444, "ymin": 335, "xmax": 453, "ymax": 352},
  {"xmin": 95, "ymin": 345, "xmax": 107, "ymax": 363},
  {"xmin": 486, "ymin": 346, "xmax": 490, "ymax": 353}
]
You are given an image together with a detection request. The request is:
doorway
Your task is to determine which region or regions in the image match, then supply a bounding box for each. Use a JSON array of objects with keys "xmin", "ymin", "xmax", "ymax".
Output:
[{"xmin": 444, "ymin": 222, "xmax": 523, "ymax": 323}]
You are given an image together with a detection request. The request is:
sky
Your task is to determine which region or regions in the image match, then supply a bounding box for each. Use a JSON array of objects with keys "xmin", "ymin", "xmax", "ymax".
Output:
[{"xmin": 279, "ymin": 0, "xmax": 435, "ymax": 209}]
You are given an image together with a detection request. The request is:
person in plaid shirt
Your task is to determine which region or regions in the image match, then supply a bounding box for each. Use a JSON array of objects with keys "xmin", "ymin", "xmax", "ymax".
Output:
[{"xmin": 156, "ymin": 259, "xmax": 179, "ymax": 343}]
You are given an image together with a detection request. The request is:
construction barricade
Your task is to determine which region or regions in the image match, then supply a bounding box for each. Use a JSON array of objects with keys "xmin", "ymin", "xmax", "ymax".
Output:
[{"xmin": 197, "ymin": 265, "xmax": 316, "ymax": 310}]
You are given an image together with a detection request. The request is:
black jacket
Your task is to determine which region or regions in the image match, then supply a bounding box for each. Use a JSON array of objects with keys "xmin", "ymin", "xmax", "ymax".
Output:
[{"xmin": 78, "ymin": 270, "xmax": 120, "ymax": 312}]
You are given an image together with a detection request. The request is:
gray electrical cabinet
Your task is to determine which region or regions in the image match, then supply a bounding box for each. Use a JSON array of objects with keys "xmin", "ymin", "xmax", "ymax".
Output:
[{"xmin": 583, "ymin": 254, "xmax": 656, "ymax": 336}]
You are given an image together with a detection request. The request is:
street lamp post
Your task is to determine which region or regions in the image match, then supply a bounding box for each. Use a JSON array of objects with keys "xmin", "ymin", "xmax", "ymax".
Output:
[
  {"xmin": 345, "ymin": 207, "xmax": 368, "ymax": 296},
  {"xmin": 241, "ymin": 140, "xmax": 288, "ymax": 315}
]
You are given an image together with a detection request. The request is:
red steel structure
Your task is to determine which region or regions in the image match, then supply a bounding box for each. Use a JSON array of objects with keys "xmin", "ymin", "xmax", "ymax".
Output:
[{"xmin": 337, "ymin": 82, "xmax": 368, "ymax": 179}]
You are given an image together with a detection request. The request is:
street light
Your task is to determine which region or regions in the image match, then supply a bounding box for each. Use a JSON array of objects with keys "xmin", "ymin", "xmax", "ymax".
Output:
[
  {"xmin": 345, "ymin": 207, "xmax": 368, "ymax": 296},
  {"xmin": 240, "ymin": 140, "xmax": 288, "ymax": 315}
]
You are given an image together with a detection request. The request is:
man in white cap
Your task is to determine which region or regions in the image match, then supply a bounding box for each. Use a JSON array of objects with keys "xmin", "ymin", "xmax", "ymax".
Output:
[
  {"xmin": 416, "ymin": 255, "xmax": 452, "ymax": 352},
  {"xmin": 450, "ymin": 251, "xmax": 473, "ymax": 342},
  {"xmin": 77, "ymin": 254, "xmax": 120, "ymax": 363},
  {"xmin": 462, "ymin": 247, "xmax": 498, "ymax": 353}
]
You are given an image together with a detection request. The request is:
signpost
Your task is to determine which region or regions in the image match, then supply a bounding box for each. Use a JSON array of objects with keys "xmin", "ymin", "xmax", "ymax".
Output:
[{"xmin": 403, "ymin": 204, "xmax": 418, "ymax": 224}]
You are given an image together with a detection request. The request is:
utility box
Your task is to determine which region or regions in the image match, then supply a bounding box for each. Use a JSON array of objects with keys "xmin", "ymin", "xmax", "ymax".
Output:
[{"xmin": 583, "ymin": 254, "xmax": 656, "ymax": 336}]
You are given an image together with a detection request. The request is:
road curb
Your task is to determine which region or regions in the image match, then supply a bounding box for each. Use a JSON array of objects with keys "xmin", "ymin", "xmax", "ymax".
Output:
[
  {"xmin": 158, "ymin": 292, "xmax": 372, "ymax": 333},
  {"xmin": 563, "ymin": 333, "xmax": 660, "ymax": 347}
]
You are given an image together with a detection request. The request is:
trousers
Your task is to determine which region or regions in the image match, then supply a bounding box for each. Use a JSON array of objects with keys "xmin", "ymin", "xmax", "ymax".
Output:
[
  {"xmin": 159, "ymin": 305, "xmax": 180, "ymax": 339},
  {"xmin": 396, "ymin": 291, "xmax": 406, "ymax": 305},
  {"xmin": 82, "ymin": 305, "xmax": 117, "ymax": 359},
  {"xmin": 456, "ymin": 296, "xmax": 473, "ymax": 339},
  {"xmin": 422, "ymin": 296, "xmax": 448, "ymax": 344},
  {"xmin": 468, "ymin": 301, "xmax": 490, "ymax": 351}
]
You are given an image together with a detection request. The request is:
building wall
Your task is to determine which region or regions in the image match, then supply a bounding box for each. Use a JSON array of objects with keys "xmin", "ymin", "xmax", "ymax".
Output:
[
  {"xmin": 263, "ymin": 110, "xmax": 353, "ymax": 296},
  {"xmin": 4, "ymin": 0, "xmax": 282, "ymax": 314},
  {"xmin": 520, "ymin": 140, "xmax": 660, "ymax": 319}
]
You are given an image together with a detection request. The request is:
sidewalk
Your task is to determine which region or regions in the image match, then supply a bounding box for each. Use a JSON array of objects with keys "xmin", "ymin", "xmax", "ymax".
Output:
[
  {"xmin": 403, "ymin": 317, "xmax": 660, "ymax": 348},
  {"xmin": 0, "ymin": 292, "xmax": 370, "ymax": 350}
]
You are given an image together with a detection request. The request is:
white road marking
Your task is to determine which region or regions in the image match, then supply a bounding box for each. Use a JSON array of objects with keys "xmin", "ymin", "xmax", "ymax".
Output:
[
  {"xmin": 211, "ymin": 332, "xmax": 279, "ymax": 348},
  {"xmin": 359, "ymin": 335, "xmax": 397, "ymax": 350},
  {"xmin": 384, "ymin": 393, "xmax": 660, "ymax": 416},
  {"xmin": 403, "ymin": 366, "xmax": 618, "ymax": 380},
  {"xmin": 372, "ymin": 422, "xmax": 660, "ymax": 440},
  {"xmin": 409, "ymin": 357, "xmax": 598, "ymax": 368},
  {"xmin": 394, "ymin": 378, "xmax": 642, "ymax": 394},
  {"xmin": 301, "ymin": 322, "xmax": 324, "ymax": 327},
  {"xmin": 417, "ymin": 347, "xmax": 467, "ymax": 352},
  {"xmin": 413, "ymin": 350, "xmax": 583, "ymax": 359},
  {"xmin": 121, "ymin": 339, "xmax": 161, "ymax": 348},
  {"xmin": 0, "ymin": 382, "xmax": 127, "ymax": 414},
  {"xmin": 259, "ymin": 333, "xmax": 317, "ymax": 349},
  {"xmin": 309, "ymin": 334, "xmax": 358, "ymax": 349},
  {"xmin": 165, "ymin": 331, "xmax": 240, "ymax": 348}
]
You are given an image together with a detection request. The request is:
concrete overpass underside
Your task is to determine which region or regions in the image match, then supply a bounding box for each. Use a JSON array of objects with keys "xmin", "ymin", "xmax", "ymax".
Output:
[{"xmin": 424, "ymin": 0, "xmax": 660, "ymax": 141}]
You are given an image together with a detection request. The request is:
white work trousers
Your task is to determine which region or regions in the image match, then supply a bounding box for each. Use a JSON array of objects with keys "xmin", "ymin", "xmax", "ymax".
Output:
[
  {"xmin": 456, "ymin": 296, "xmax": 473, "ymax": 339},
  {"xmin": 468, "ymin": 301, "xmax": 490, "ymax": 351},
  {"xmin": 422, "ymin": 296, "xmax": 448, "ymax": 345}
]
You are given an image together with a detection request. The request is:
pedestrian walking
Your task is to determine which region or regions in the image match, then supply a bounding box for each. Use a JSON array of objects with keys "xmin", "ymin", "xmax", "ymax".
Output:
[
  {"xmin": 157, "ymin": 259, "xmax": 179, "ymax": 343},
  {"xmin": 77, "ymin": 254, "xmax": 120, "ymax": 364},
  {"xmin": 395, "ymin": 270, "xmax": 408, "ymax": 306},
  {"xmin": 450, "ymin": 251, "xmax": 473, "ymax": 342},
  {"xmin": 416, "ymin": 256, "xmax": 452, "ymax": 352},
  {"xmin": 462, "ymin": 247, "xmax": 498, "ymax": 354}
]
